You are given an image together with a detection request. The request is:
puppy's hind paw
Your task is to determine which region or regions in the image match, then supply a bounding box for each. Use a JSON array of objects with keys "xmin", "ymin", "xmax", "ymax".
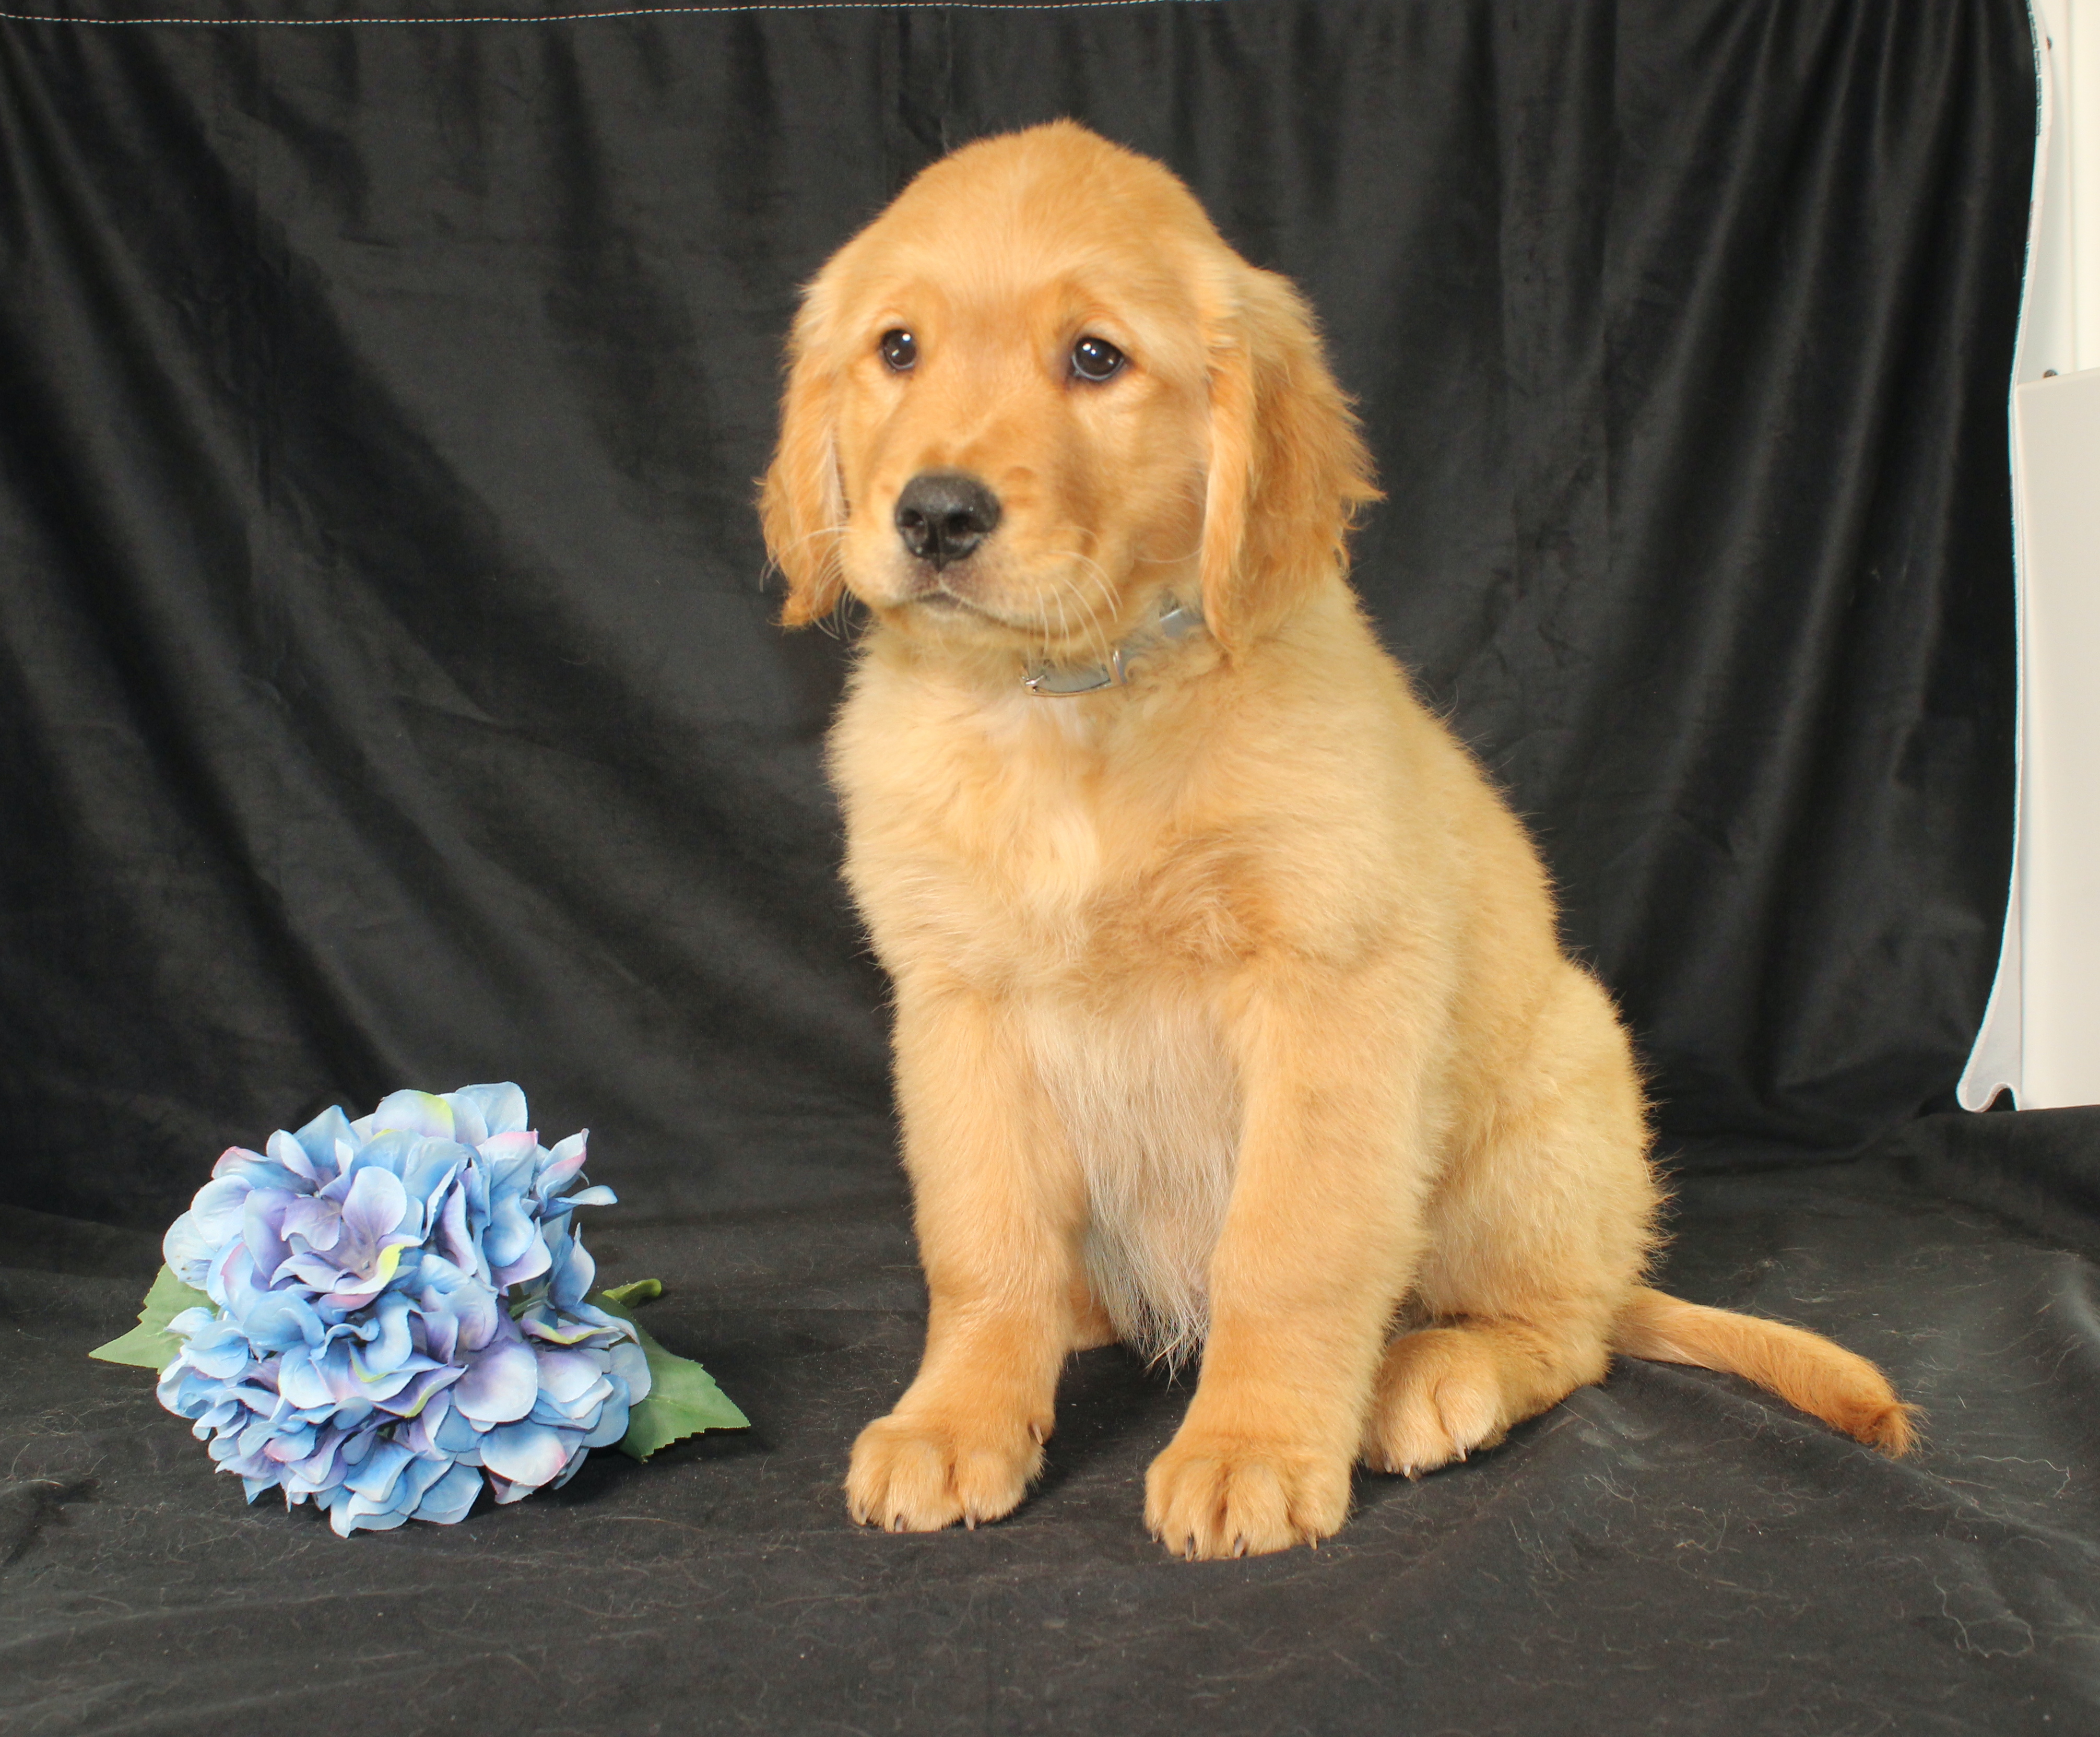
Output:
[{"xmin": 1360, "ymin": 1327, "xmax": 1515, "ymax": 1479}]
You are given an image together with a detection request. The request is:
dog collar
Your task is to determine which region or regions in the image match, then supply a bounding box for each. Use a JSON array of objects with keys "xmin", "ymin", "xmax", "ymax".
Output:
[{"xmin": 1022, "ymin": 595, "xmax": 1207, "ymax": 696}]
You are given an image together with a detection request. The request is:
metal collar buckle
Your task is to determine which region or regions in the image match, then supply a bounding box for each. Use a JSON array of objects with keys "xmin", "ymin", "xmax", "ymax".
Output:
[{"xmin": 1022, "ymin": 597, "xmax": 1205, "ymax": 698}]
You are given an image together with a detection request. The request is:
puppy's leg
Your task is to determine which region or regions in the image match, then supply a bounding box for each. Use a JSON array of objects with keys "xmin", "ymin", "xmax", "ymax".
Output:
[
  {"xmin": 1146, "ymin": 976, "xmax": 1427, "ymax": 1559},
  {"xmin": 848, "ymin": 977, "xmax": 1085, "ymax": 1533},
  {"xmin": 1363, "ymin": 966, "xmax": 1657, "ymax": 1475}
]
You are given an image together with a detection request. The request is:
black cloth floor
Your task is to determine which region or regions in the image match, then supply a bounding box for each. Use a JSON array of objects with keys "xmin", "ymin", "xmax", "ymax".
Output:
[
  {"xmin": 7, "ymin": 1112, "xmax": 2100, "ymax": 1732},
  {"xmin": 3, "ymin": 0, "xmax": 2093, "ymax": 1730}
]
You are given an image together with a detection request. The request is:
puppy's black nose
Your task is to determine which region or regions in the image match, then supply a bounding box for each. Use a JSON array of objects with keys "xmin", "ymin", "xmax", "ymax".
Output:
[{"xmin": 894, "ymin": 471, "xmax": 1001, "ymax": 569}]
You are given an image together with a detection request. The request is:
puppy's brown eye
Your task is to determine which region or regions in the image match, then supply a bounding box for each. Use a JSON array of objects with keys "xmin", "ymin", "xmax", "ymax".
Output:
[
  {"xmin": 1070, "ymin": 336, "xmax": 1126, "ymax": 383},
  {"xmin": 880, "ymin": 329, "xmax": 918, "ymax": 372}
]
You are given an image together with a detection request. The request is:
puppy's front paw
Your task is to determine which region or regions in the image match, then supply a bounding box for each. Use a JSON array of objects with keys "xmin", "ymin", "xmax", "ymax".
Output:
[
  {"xmin": 1144, "ymin": 1431, "xmax": 1351, "ymax": 1559},
  {"xmin": 845, "ymin": 1409, "xmax": 1046, "ymax": 1533}
]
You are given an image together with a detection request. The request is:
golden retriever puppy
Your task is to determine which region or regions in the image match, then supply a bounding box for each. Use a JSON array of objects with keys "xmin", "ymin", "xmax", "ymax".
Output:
[{"xmin": 761, "ymin": 121, "xmax": 1914, "ymax": 1559}]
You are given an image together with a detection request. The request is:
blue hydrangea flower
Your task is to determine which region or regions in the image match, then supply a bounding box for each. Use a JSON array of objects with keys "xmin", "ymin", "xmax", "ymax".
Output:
[{"xmin": 154, "ymin": 1084, "xmax": 649, "ymax": 1535}]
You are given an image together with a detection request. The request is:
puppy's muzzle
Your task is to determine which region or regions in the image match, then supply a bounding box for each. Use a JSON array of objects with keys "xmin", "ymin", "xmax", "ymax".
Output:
[{"xmin": 895, "ymin": 471, "xmax": 1001, "ymax": 571}]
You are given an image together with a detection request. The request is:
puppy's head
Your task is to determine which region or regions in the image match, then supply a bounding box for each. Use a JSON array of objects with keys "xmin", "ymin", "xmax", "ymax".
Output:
[{"xmin": 761, "ymin": 122, "xmax": 1377, "ymax": 662}]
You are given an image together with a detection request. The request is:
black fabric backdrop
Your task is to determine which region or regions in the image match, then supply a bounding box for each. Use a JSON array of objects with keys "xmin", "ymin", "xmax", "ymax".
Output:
[{"xmin": 7, "ymin": 3, "xmax": 2097, "ymax": 1733}]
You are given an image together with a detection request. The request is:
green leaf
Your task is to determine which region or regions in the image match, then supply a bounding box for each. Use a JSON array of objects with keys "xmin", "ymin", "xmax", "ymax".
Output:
[
  {"xmin": 90, "ymin": 1264, "xmax": 213, "ymax": 1369},
  {"xmin": 599, "ymin": 1279, "xmax": 662, "ymax": 1307},
  {"xmin": 592, "ymin": 1289, "xmax": 748, "ymax": 1460}
]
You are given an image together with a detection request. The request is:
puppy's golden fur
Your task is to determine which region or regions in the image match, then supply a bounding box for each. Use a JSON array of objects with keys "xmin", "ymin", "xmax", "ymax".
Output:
[{"xmin": 762, "ymin": 122, "xmax": 1914, "ymax": 1559}]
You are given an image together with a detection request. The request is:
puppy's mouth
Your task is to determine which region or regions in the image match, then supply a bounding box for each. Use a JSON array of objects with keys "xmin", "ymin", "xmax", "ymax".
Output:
[
  {"xmin": 888, "ymin": 557, "xmax": 1135, "ymax": 652},
  {"xmin": 898, "ymin": 570, "xmax": 1026, "ymax": 628},
  {"xmin": 911, "ymin": 584, "xmax": 974, "ymax": 612}
]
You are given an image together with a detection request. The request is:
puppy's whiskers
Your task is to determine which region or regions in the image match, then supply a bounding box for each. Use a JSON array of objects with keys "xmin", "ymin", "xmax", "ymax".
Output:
[
  {"xmin": 776, "ymin": 523, "xmax": 850, "ymax": 561},
  {"xmin": 1042, "ymin": 563, "xmax": 1117, "ymax": 667},
  {"xmin": 823, "ymin": 587, "xmax": 869, "ymax": 643}
]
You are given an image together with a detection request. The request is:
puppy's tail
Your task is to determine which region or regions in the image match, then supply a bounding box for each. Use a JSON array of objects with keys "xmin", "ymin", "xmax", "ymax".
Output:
[{"xmin": 1613, "ymin": 1286, "xmax": 1918, "ymax": 1455}]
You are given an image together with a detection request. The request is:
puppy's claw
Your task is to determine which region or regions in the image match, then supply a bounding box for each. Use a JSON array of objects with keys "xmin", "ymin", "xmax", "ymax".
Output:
[
  {"xmin": 964, "ymin": 1514, "xmax": 977, "ymax": 1531},
  {"xmin": 1232, "ymin": 1535, "xmax": 1248, "ymax": 1558},
  {"xmin": 1029, "ymin": 1421, "xmax": 1048, "ymax": 1446}
]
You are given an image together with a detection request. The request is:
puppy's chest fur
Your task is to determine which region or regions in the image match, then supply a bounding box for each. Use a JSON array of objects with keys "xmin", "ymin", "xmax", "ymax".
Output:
[{"xmin": 845, "ymin": 686, "xmax": 1244, "ymax": 1361}]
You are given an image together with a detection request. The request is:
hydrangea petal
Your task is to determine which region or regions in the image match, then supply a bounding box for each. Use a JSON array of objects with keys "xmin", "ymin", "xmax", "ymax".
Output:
[
  {"xmin": 182, "ymin": 1318, "xmax": 253, "ymax": 1380},
  {"xmin": 433, "ymin": 1402, "xmax": 486, "ymax": 1460},
  {"xmin": 343, "ymin": 1437, "xmax": 414, "ymax": 1505},
  {"xmin": 317, "ymin": 1238, "xmax": 412, "ymax": 1306},
  {"xmin": 400, "ymin": 1138, "xmax": 470, "ymax": 1216},
  {"xmin": 444, "ymin": 1098, "xmax": 487, "ymax": 1149},
  {"xmin": 239, "ymin": 1291, "xmax": 324, "ymax": 1355},
  {"xmin": 531, "ymin": 1389, "xmax": 611, "ymax": 1432},
  {"xmin": 208, "ymin": 1147, "xmax": 268, "ymax": 1182},
  {"xmin": 265, "ymin": 1129, "xmax": 325, "ymax": 1185},
  {"xmin": 210, "ymin": 1150, "xmax": 307, "ymax": 1193},
  {"xmin": 549, "ymin": 1443, "xmax": 591, "ymax": 1490},
  {"xmin": 426, "ymin": 1181, "xmax": 472, "ymax": 1278},
  {"xmin": 547, "ymin": 1224, "xmax": 596, "ymax": 1310},
  {"xmin": 479, "ymin": 1422, "xmax": 569, "ymax": 1490},
  {"xmin": 279, "ymin": 1193, "xmax": 342, "ymax": 1252},
  {"xmin": 395, "ymin": 1451, "xmax": 452, "ymax": 1513},
  {"xmin": 529, "ymin": 1369, "xmax": 614, "ymax": 1425},
  {"xmin": 290, "ymin": 1105, "xmax": 358, "ymax": 1178},
  {"xmin": 439, "ymin": 1274, "xmax": 502, "ymax": 1355},
  {"xmin": 367, "ymin": 1090, "xmax": 455, "ymax": 1141},
  {"xmin": 162, "ymin": 1213, "xmax": 222, "ymax": 1290},
  {"xmin": 517, "ymin": 1313, "xmax": 614, "ymax": 1347},
  {"xmin": 413, "ymin": 1461, "xmax": 482, "ymax": 1526},
  {"xmin": 489, "ymin": 1240, "xmax": 552, "ymax": 1291},
  {"xmin": 533, "ymin": 1350, "xmax": 603, "ymax": 1407},
  {"xmin": 452, "ymin": 1339, "xmax": 538, "ymax": 1424},
  {"xmin": 481, "ymin": 1189, "xmax": 539, "ymax": 1271},
  {"xmin": 329, "ymin": 1487, "xmax": 413, "ymax": 1536},
  {"xmin": 581, "ymin": 1392, "xmax": 632, "ymax": 1449},
  {"xmin": 371, "ymin": 1364, "xmax": 461, "ymax": 1420},
  {"xmin": 336, "ymin": 1165, "xmax": 409, "ymax": 1257},
  {"xmin": 451, "ymin": 1082, "xmax": 529, "ymax": 1138},
  {"xmin": 264, "ymin": 1422, "xmax": 317, "ymax": 1463},
  {"xmin": 184, "ymin": 1176, "xmax": 256, "ymax": 1245},
  {"xmin": 348, "ymin": 1290, "xmax": 414, "ymax": 1377},
  {"xmin": 536, "ymin": 1132, "xmax": 589, "ymax": 1197},
  {"xmin": 606, "ymin": 1337, "xmax": 652, "ymax": 1405},
  {"xmin": 240, "ymin": 1188, "xmax": 297, "ymax": 1281}
]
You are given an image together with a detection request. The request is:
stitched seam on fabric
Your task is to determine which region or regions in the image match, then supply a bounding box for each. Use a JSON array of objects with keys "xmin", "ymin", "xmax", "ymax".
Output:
[{"xmin": 1, "ymin": 1, "xmax": 1206, "ymax": 22}]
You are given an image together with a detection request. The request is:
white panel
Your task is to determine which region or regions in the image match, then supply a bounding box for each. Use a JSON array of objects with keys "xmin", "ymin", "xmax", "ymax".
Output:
[
  {"xmin": 2073, "ymin": 0, "xmax": 2100, "ymax": 369},
  {"xmin": 1958, "ymin": 7, "xmax": 2057, "ymax": 1107},
  {"xmin": 1959, "ymin": 2, "xmax": 2096, "ymax": 1109},
  {"xmin": 2028, "ymin": 1, "xmax": 2075, "ymax": 382},
  {"xmin": 2014, "ymin": 367, "xmax": 2100, "ymax": 1108}
]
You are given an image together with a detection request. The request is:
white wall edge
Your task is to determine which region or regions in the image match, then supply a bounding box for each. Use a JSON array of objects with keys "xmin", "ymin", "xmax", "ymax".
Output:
[{"xmin": 1957, "ymin": 2, "xmax": 2057, "ymax": 1110}]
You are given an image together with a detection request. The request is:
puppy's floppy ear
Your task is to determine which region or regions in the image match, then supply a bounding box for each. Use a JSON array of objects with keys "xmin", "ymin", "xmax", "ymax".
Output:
[
  {"xmin": 1199, "ymin": 265, "xmax": 1381, "ymax": 655},
  {"xmin": 760, "ymin": 298, "xmax": 847, "ymax": 629}
]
